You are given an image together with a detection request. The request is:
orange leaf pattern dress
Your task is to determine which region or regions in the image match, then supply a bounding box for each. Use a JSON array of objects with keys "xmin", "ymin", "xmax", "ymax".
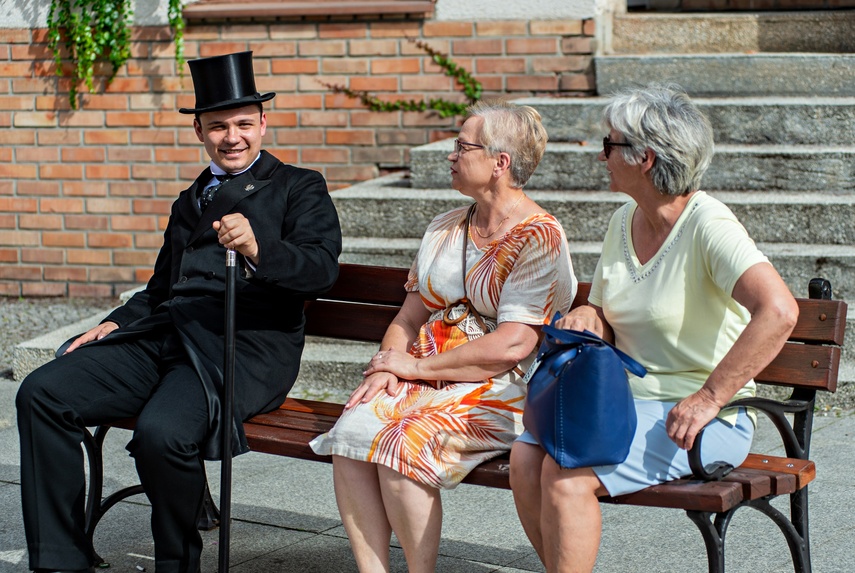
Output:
[{"xmin": 310, "ymin": 205, "xmax": 577, "ymax": 489}]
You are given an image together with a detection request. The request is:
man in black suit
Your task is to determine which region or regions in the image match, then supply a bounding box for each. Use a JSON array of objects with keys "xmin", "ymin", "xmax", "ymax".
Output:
[{"xmin": 16, "ymin": 51, "xmax": 342, "ymax": 573}]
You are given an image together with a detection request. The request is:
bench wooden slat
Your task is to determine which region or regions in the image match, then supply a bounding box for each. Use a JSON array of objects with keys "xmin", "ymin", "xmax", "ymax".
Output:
[
  {"xmin": 326, "ymin": 264, "xmax": 409, "ymax": 305},
  {"xmin": 304, "ymin": 300, "xmax": 398, "ymax": 341},
  {"xmin": 740, "ymin": 454, "xmax": 815, "ymax": 490},
  {"xmin": 788, "ymin": 298, "xmax": 848, "ymax": 345},
  {"xmin": 606, "ymin": 479, "xmax": 745, "ymax": 513},
  {"xmin": 754, "ymin": 344, "xmax": 840, "ymax": 392}
]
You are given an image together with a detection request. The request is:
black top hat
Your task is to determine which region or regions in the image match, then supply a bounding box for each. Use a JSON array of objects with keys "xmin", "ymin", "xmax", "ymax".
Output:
[{"xmin": 178, "ymin": 51, "xmax": 275, "ymax": 115}]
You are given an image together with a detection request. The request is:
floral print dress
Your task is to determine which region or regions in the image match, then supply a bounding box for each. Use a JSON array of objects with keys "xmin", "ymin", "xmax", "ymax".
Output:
[{"xmin": 309, "ymin": 205, "xmax": 576, "ymax": 489}]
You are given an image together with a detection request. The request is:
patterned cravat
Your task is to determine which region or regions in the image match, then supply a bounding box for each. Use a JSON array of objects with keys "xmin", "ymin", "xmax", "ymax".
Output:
[{"xmin": 199, "ymin": 173, "xmax": 233, "ymax": 211}]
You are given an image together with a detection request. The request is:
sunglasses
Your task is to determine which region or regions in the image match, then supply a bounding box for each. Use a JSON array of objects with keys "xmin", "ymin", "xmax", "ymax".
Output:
[
  {"xmin": 603, "ymin": 135, "xmax": 633, "ymax": 159},
  {"xmin": 453, "ymin": 139, "xmax": 486, "ymax": 155}
]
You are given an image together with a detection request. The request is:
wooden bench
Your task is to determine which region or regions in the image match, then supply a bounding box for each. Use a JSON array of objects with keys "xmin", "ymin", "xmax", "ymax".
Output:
[{"xmin": 82, "ymin": 263, "xmax": 847, "ymax": 573}]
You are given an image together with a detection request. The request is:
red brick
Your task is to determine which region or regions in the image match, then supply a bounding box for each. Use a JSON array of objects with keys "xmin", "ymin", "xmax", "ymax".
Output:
[
  {"xmin": 87, "ymin": 198, "xmax": 132, "ymax": 214},
  {"xmin": 0, "ymin": 130, "xmax": 35, "ymax": 144},
  {"xmin": 507, "ymin": 75, "xmax": 558, "ymax": 91},
  {"xmin": 67, "ymin": 248, "xmax": 111, "ymax": 264},
  {"xmin": 299, "ymin": 40, "xmax": 346, "ymax": 56},
  {"xmin": 59, "ymin": 111, "xmax": 106, "ymax": 127},
  {"xmin": 423, "ymin": 22, "xmax": 473, "ymax": 37},
  {"xmin": 476, "ymin": 58, "xmax": 526, "ymax": 74},
  {"xmin": 349, "ymin": 40, "xmax": 399, "ymax": 57},
  {"xmin": 322, "ymin": 59, "xmax": 370, "ymax": 75},
  {"xmin": 371, "ymin": 59, "xmax": 421, "ymax": 74},
  {"xmin": 104, "ymin": 77, "xmax": 151, "ymax": 93},
  {"xmin": 531, "ymin": 20, "xmax": 584, "ymax": 36},
  {"xmin": 0, "ymin": 282, "xmax": 21, "ymax": 296},
  {"xmin": 0, "ymin": 198, "xmax": 37, "ymax": 212},
  {"xmin": 18, "ymin": 147, "xmax": 59, "ymax": 162},
  {"xmin": 65, "ymin": 215, "xmax": 109, "ymax": 230},
  {"xmin": 23, "ymin": 282, "xmax": 68, "ymax": 297},
  {"xmin": 273, "ymin": 94, "xmax": 323, "ymax": 109},
  {"xmin": 108, "ymin": 146, "xmax": 155, "ymax": 162},
  {"xmin": 86, "ymin": 164, "xmax": 131, "ymax": 179},
  {"xmin": 12, "ymin": 78, "xmax": 55, "ymax": 93},
  {"xmin": 0, "ymin": 29, "xmax": 31, "ymax": 42},
  {"xmin": 155, "ymin": 147, "xmax": 200, "ymax": 163},
  {"xmin": 276, "ymin": 129, "xmax": 324, "ymax": 145},
  {"xmin": 0, "ymin": 249, "xmax": 18, "ymax": 262},
  {"xmin": 350, "ymin": 111, "xmax": 401, "ymax": 127},
  {"xmin": 89, "ymin": 233, "xmax": 133, "ymax": 248},
  {"xmin": 35, "ymin": 95, "xmax": 71, "ymax": 111},
  {"xmin": 114, "ymin": 251, "xmax": 158, "ymax": 266},
  {"xmin": 40, "ymin": 164, "xmax": 83, "ymax": 179},
  {"xmin": 90, "ymin": 267, "xmax": 135, "ymax": 282},
  {"xmin": 45, "ymin": 267, "xmax": 89, "ymax": 282},
  {"xmin": 350, "ymin": 77, "xmax": 398, "ymax": 92},
  {"xmin": 20, "ymin": 214, "xmax": 62, "ymax": 229},
  {"xmin": 0, "ymin": 96, "xmax": 36, "ymax": 110},
  {"xmin": 269, "ymin": 24, "xmax": 317, "ymax": 40},
  {"xmin": 319, "ymin": 23, "xmax": 367, "ymax": 39},
  {"xmin": 265, "ymin": 111, "xmax": 298, "ymax": 127},
  {"xmin": 85, "ymin": 130, "xmax": 129, "ymax": 144},
  {"xmin": 40, "ymin": 198, "xmax": 85, "ymax": 213},
  {"xmin": 376, "ymin": 129, "xmax": 427, "ymax": 146},
  {"xmin": 18, "ymin": 181, "xmax": 60, "ymax": 196},
  {"xmin": 111, "ymin": 215, "xmax": 157, "ymax": 231},
  {"xmin": 248, "ymin": 41, "xmax": 298, "ymax": 57},
  {"xmin": 62, "ymin": 147, "xmax": 107, "ymax": 162},
  {"xmin": 198, "ymin": 42, "xmax": 248, "ymax": 58},
  {"xmin": 326, "ymin": 130, "xmax": 374, "ymax": 146},
  {"xmin": 64, "ymin": 181, "xmax": 108, "ymax": 197},
  {"xmin": 133, "ymin": 199, "xmax": 174, "ymax": 215},
  {"xmin": 256, "ymin": 75, "xmax": 298, "ymax": 92},
  {"xmin": 266, "ymin": 149, "xmax": 299, "ymax": 165},
  {"xmin": 507, "ymin": 38, "xmax": 558, "ymax": 55},
  {"xmin": 43, "ymin": 232, "xmax": 85, "ymax": 247},
  {"xmin": 532, "ymin": 55, "xmax": 591, "ymax": 73},
  {"xmin": 136, "ymin": 233, "xmax": 165, "ymax": 249},
  {"xmin": 0, "ymin": 230, "xmax": 40, "ymax": 246},
  {"xmin": 401, "ymin": 39, "xmax": 449, "ymax": 56},
  {"xmin": 452, "ymin": 39, "xmax": 503, "ymax": 55},
  {"xmin": 302, "ymin": 148, "xmax": 349, "ymax": 163},
  {"xmin": 0, "ymin": 164, "xmax": 37, "ymax": 179},
  {"xmin": 401, "ymin": 76, "xmax": 453, "ymax": 91},
  {"xmin": 22, "ymin": 248, "xmax": 64, "ymax": 264},
  {"xmin": 0, "ymin": 265, "xmax": 42, "ymax": 281},
  {"xmin": 82, "ymin": 94, "xmax": 130, "ymax": 110},
  {"xmin": 300, "ymin": 111, "xmax": 348, "ymax": 127},
  {"xmin": 131, "ymin": 130, "xmax": 176, "ymax": 145},
  {"xmin": 69, "ymin": 283, "xmax": 114, "ymax": 297},
  {"xmin": 130, "ymin": 164, "xmax": 177, "ymax": 180},
  {"xmin": 403, "ymin": 112, "xmax": 458, "ymax": 127},
  {"xmin": 14, "ymin": 111, "xmax": 58, "ymax": 127},
  {"xmin": 270, "ymin": 59, "xmax": 319, "ymax": 75},
  {"xmin": 130, "ymin": 94, "xmax": 177, "ymax": 111},
  {"xmin": 559, "ymin": 73, "xmax": 596, "ymax": 92},
  {"xmin": 370, "ymin": 21, "xmax": 420, "ymax": 38},
  {"xmin": 562, "ymin": 37, "xmax": 594, "ymax": 55},
  {"xmin": 583, "ymin": 20, "xmax": 596, "ymax": 36},
  {"xmin": 106, "ymin": 112, "xmax": 153, "ymax": 127},
  {"xmin": 0, "ymin": 61, "xmax": 34, "ymax": 76},
  {"xmin": 477, "ymin": 21, "xmax": 528, "ymax": 36},
  {"xmin": 325, "ymin": 165, "xmax": 377, "ymax": 182},
  {"xmin": 0, "ymin": 181, "xmax": 10, "ymax": 196}
]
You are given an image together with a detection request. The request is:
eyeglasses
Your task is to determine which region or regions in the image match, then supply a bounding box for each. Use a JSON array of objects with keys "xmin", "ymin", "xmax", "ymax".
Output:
[
  {"xmin": 453, "ymin": 139, "xmax": 486, "ymax": 155},
  {"xmin": 603, "ymin": 135, "xmax": 633, "ymax": 159}
]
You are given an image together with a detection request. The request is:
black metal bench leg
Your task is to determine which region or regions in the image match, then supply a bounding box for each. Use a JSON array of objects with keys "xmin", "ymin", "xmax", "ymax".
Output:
[
  {"xmin": 198, "ymin": 479, "xmax": 221, "ymax": 531},
  {"xmin": 686, "ymin": 510, "xmax": 729, "ymax": 573},
  {"xmin": 746, "ymin": 496, "xmax": 811, "ymax": 573}
]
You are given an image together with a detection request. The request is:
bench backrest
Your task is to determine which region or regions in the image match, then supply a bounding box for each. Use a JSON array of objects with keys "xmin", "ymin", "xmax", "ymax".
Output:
[{"xmin": 304, "ymin": 263, "xmax": 846, "ymax": 394}]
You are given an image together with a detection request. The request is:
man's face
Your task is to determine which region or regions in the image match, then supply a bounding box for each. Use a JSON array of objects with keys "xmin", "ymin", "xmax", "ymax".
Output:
[{"xmin": 194, "ymin": 104, "xmax": 267, "ymax": 173}]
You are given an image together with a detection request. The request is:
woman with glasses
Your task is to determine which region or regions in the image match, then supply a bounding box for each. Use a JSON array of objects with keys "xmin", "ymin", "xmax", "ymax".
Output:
[
  {"xmin": 311, "ymin": 100, "xmax": 577, "ymax": 572},
  {"xmin": 509, "ymin": 84, "xmax": 799, "ymax": 573}
]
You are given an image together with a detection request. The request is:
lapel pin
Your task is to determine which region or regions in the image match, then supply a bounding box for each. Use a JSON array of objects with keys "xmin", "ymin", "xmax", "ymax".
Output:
[{"xmin": 245, "ymin": 184, "xmax": 255, "ymax": 191}]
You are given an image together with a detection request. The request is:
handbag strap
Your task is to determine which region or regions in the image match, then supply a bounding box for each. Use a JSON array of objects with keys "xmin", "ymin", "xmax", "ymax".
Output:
[{"xmin": 541, "ymin": 323, "xmax": 648, "ymax": 378}]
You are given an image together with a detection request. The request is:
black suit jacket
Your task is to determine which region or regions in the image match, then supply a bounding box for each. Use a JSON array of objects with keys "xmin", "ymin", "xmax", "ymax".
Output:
[{"xmin": 96, "ymin": 150, "xmax": 342, "ymax": 459}]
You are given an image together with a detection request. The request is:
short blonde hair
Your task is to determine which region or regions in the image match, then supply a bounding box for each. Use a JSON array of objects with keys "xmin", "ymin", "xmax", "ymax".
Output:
[{"xmin": 466, "ymin": 99, "xmax": 548, "ymax": 188}]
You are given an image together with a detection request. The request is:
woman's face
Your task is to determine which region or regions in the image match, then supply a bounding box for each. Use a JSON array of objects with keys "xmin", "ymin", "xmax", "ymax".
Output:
[
  {"xmin": 600, "ymin": 128, "xmax": 637, "ymax": 193},
  {"xmin": 448, "ymin": 116, "xmax": 495, "ymax": 195}
]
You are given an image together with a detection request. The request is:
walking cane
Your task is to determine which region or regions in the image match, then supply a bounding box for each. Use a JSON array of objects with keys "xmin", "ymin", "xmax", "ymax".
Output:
[{"xmin": 218, "ymin": 248, "xmax": 238, "ymax": 572}]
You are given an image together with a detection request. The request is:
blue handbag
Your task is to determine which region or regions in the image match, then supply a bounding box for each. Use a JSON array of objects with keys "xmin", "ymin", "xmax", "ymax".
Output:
[{"xmin": 522, "ymin": 317, "xmax": 647, "ymax": 469}]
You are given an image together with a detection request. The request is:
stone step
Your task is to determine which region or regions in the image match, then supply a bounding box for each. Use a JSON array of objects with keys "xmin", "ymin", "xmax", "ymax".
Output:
[
  {"xmin": 512, "ymin": 96, "xmax": 855, "ymax": 145},
  {"xmin": 410, "ymin": 141, "xmax": 855, "ymax": 191},
  {"xmin": 611, "ymin": 11, "xmax": 855, "ymax": 55},
  {"xmin": 595, "ymin": 54, "xmax": 855, "ymax": 97},
  {"xmin": 333, "ymin": 178, "xmax": 855, "ymax": 245}
]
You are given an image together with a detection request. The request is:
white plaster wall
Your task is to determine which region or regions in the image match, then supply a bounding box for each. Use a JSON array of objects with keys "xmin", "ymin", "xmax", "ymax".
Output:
[
  {"xmin": 436, "ymin": 0, "xmax": 602, "ymax": 20},
  {"xmin": 0, "ymin": 0, "xmax": 190, "ymax": 28}
]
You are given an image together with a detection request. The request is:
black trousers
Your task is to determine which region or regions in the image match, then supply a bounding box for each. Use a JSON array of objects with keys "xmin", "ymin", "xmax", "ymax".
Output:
[{"xmin": 17, "ymin": 328, "xmax": 209, "ymax": 573}]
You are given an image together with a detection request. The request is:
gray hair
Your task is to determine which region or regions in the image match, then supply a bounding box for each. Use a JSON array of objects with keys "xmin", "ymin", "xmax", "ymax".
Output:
[
  {"xmin": 603, "ymin": 84, "xmax": 714, "ymax": 196},
  {"xmin": 466, "ymin": 99, "xmax": 548, "ymax": 188}
]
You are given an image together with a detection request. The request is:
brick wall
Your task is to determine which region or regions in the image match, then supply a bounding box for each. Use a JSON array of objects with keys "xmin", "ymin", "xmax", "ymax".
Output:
[{"xmin": 0, "ymin": 17, "xmax": 595, "ymax": 297}]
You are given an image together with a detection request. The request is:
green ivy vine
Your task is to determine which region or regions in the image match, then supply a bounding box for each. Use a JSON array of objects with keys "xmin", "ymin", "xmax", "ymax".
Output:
[
  {"xmin": 47, "ymin": 0, "xmax": 186, "ymax": 110},
  {"xmin": 321, "ymin": 38, "xmax": 482, "ymax": 119}
]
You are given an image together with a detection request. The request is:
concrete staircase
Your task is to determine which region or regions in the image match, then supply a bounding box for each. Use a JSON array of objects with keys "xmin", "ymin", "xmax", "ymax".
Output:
[{"xmin": 13, "ymin": 9, "xmax": 854, "ymax": 403}]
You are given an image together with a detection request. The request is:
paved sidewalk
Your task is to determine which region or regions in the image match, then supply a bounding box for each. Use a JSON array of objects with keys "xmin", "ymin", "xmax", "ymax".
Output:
[{"xmin": 1, "ymin": 378, "xmax": 853, "ymax": 573}]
